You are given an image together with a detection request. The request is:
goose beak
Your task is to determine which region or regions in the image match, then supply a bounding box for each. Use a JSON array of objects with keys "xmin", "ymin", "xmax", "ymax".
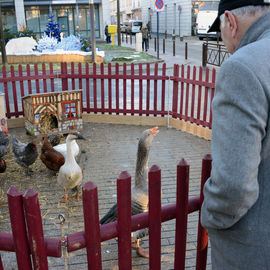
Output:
[{"xmin": 149, "ymin": 126, "xmax": 159, "ymax": 136}]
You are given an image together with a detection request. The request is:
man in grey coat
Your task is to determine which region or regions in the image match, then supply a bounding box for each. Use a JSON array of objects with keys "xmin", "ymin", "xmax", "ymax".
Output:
[{"xmin": 201, "ymin": 1, "xmax": 270, "ymax": 269}]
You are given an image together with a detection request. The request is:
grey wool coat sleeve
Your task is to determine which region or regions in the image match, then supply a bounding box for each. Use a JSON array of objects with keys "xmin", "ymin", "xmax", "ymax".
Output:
[{"xmin": 201, "ymin": 58, "xmax": 268, "ymax": 230}]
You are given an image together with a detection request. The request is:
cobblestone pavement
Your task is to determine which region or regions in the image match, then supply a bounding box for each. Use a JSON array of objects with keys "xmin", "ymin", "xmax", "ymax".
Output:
[{"xmin": 0, "ymin": 123, "xmax": 212, "ymax": 269}]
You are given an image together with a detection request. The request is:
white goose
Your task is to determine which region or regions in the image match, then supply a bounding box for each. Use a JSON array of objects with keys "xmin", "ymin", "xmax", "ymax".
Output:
[
  {"xmin": 100, "ymin": 127, "xmax": 159, "ymax": 257},
  {"xmin": 53, "ymin": 138, "xmax": 79, "ymax": 159},
  {"xmin": 57, "ymin": 133, "xmax": 86, "ymax": 202}
]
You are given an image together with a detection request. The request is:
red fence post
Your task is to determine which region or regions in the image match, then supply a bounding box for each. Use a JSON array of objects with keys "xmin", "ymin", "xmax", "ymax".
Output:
[
  {"xmin": 174, "ymin": 159, "xmax": 189, "ymax": 270},
  {"xmin": 7, "ymin": 186, "xmax": 32, "ymax": 270},
  {"xmin": 61, "ymin": 62, "xmax": 68, "ymax": 91},
  {"xmin": 0, "ymin": 254, "xmax": 3, "ymax": 270},
  {"xmin": 149, "ymin": 165, "xmax": 161, "ymax": 270},
  {"xmin": 196, "ymin": 154, "xmax": 212, "ymax": 270},
  {"xmin": 82, "ymin": 182, "xmax": 102, "ymax": 270},
  {"xmin": 23, "ymin": 189, "xmax": 49, "ymax": 270},
  {"xmin": 117, "ymin": 171, "xmax": 132, "ymax": 270}
]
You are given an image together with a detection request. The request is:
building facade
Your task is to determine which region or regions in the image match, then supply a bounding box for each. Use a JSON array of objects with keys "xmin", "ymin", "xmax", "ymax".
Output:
[
  {"xmin": 110, "ymin": 0, "xmax": 218, "ymax": 37},
  {"xmin": 1, "ymin": 0, "xmax": 111, "ymax": 40}
]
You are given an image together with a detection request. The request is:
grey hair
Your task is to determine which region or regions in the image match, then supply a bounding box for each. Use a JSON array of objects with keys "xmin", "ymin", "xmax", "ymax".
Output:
[{"xmin": 220, "ymin": 5, "xmax": 270, "ymax": 27}]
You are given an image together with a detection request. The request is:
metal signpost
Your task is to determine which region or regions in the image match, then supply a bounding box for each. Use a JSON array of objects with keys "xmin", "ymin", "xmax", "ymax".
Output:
[
  {"xmin": 155, "ymin": 0, "xmax": 164, "ymax": 59},
  {"xmin": 89, "ymin": 0, "xmax": 96, "ymax": 63}
]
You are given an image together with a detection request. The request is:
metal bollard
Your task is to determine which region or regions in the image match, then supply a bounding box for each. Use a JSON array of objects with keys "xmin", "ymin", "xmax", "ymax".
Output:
[
  {"xmin": 130, "ymin": 34, "xmax": 132, "ymax": 45},
  {"xmin": 126, "ymin": 33, "xmax": 128, "ymax": 43},
  {"xmin": 59, "ymin": 214, "xmax": 68, "ymax": 270},
  {"xmin": 163, "ymin": 39, "xmax": 165, "ymax": 54},
  {"xmin": 173, "ymin": 40, "xmax": 175, "ymax": 56},
  {"xmin": 202, "ymin": 43, "xmax": 208, "ymax": 67},
  {"xmin": 154, "ymin": 37, "xmax": 157, "ymax": 52},
  {"xmin": 185, "ymin": 42, "xmax": 188, "ymax": 60},
  {"xmin": 122, "ymin": 33, "xmax": 124, "ymax": 42}
]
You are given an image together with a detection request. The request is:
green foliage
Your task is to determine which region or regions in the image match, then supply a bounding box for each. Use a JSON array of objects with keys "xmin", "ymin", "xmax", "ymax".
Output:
[
  {"xmin": 16, "ymin": 25, "xmax": 37, "ymax": 40},
  {"xmin": 80, "ymin": 36, "xmax": 91, "ymax": 52},
  {"xmin": 4, "ymin": 28, "xmax": 16, "ymax": 44}
]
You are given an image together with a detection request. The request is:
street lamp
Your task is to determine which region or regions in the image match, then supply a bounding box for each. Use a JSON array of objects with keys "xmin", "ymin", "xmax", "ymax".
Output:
[{"xmin": 89, "ymin": 0, "xmax": 96, "ymax": 63}]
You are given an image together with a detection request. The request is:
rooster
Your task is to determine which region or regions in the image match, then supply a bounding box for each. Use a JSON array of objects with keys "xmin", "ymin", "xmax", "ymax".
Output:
[
  {"xmin": 11, "ymin": 136, "xmax": 38, "ymax": 175},
  {"xmin": 40, "ymin": 136, "xmax": 65, "ymax": 173}
]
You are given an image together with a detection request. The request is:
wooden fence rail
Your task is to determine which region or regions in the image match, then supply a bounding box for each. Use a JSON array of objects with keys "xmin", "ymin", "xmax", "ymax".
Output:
[
  {"xmin": 0, "ymin": 155, "xmax": 212, "ymax": 269},
  {"xmin": 0, "ymin": 63, "xmax": 216, "ymax": 129}
]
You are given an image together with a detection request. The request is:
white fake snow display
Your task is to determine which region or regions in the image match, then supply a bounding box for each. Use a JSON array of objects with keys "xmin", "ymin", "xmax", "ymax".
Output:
[
  {"xmin": 4, "ymin": 35, "xmax": 104, "ymax": 58},
  {"xmin": 6, "ymin": 37, "xmax": 38, "ymax": 54}
]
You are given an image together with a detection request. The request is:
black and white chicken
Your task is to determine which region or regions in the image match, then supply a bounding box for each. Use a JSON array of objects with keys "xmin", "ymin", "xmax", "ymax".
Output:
[
  {"xmin": 11, "ymin": 136, "xmax": 38, "ymax": 175},
  {"xmin": 0, "ymin": 131, "xmax": 9, "ymax": 159}
]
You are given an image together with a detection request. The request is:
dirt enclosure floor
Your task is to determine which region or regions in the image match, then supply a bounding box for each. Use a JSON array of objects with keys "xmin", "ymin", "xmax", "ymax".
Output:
[{"xmin": 0, "ymin": 122, "xmax": 211, "ymax": 269}]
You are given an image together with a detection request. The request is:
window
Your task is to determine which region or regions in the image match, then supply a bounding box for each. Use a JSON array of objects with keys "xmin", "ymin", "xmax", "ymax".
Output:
[{"xmin": 63, "ymin": 102, "xmax": 77, "ymax": 119}]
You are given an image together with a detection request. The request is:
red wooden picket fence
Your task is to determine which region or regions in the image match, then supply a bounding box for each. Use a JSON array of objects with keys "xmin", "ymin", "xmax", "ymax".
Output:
[
  {"xmin": 0, "ymin": 155, "xmax": 212, "ymax": 270},
  {"xmin": 0, "ymin": 63, "xmax": 216, "ymax": 129}
]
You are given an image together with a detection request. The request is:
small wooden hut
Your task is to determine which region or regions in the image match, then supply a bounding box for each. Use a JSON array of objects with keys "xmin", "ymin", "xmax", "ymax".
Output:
[{"xmin": 23, "ymin": 90, "xmax": 83, "ymax": 136}]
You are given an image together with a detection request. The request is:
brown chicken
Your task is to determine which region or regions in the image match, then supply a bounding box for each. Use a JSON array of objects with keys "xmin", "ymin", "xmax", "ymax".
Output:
[{"xmin": 40, "ymin": 137, "xmax": 65, "ymax": 173}]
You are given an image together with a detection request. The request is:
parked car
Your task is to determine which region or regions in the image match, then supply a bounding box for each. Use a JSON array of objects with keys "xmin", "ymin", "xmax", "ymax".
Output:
[
  {"xmin": 130, "ymin": 20, "xmax": 143, "ymax": 34},
  {"xmin": 196, "ymin": 1, "xmax": 218, "ymax": 40},
  {"xmin": 120, "ymin": 21, "xmax": 129, "ymax": 33}
]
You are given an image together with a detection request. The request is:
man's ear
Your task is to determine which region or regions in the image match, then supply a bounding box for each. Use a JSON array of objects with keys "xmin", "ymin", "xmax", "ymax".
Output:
[{"xmin": 225, "ymin": 10, "xmax": 237, "ymax": 38}]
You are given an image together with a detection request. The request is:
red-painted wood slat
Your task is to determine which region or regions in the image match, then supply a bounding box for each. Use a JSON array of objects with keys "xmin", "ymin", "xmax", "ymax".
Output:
[
  {"xmin": 196, "ymin": 67, "xmax": 203, "ymax": 125},
  {"xmin": 174, "ymin": 159, "xmax": 189, "ymax": 270},
  {"xmin": 179, "ymin": 64, "xmax": 185, "ymax": 119},
  {"xmin": 209, "ymin": 69, "xmax": 216, "ymax": 128},
  {"xmin": 61, "ymin": 62, "xmax": 68, "ymax": 91},
  {"xmin": 115, "ymin": 63, "xmax": 119, "ymax": 114},
  {"xmin": 26, "ymin": 64, "xmax": 32, "ymax": 95},
  {"xmin": 202, "ymin": 68, "xmax": 210, "ymax": 127},
  {"xmin": 123, "ymin": 63, "xmax": 127, "ymax": 115},
  {"xmin": 49, "ymin": 63, "xmax": 55, "ymax": 92},
  {"xmin": 117, "ymin": 171, "xmax": 132, "ymax": 270},
  {"xmin": 108, "ymin": 63, "xmax": 112, "ymax": 114},
  {"xmin": 149, "ymin": 165, "xmax": 161, "ymax": 270},
  {"xmin": 185, "ymin": 66, "xmax": 191, "ymax": 121},
  {"xmin": 172, "ymin": 64, "xmax": 179, "ymax": 118},
  {"xmin": 93, "ymin": 63, "xmax": 97, "ymax": 113},
  {"xmin": 71, "ymin": 62, "xmax": 75, "ymax": 90},
  {"xmin": 131, "ymin": 64, "xmax": 134, "ymax": 115},
  {"xmin": 10, "ymin": 66, "xmax": 19, "ymax": 117},
  {"xmin": 42, "ymin": 63, "xmax": 47, "ymax": 93},
  {"xmin": 7, "ymin": 186, "xmax": 32, "ymax": 270},
  {"xmin": 161, "ymin": 63, "xmax": 166, "ymax": 115},
  {"xmin": 82, "ymin": 182, "xmax": 102, "ymax": 270},
  {"xmin": 34, "ymin": 64, "xmax": 40, "ymax": 94},
  {"xmin": 85, "ymin": 63, "xmax": 90, "ymax": 113},
  {"xmin": 23, "ymin": 189, "xmax": 49, "ymax": 270},
  {"xmin": 196, "ymin": 154, "xmax": 212, "ymax": 270},
  {"xmin": 190, "ymin": 66, "xmax": 197, "ymax": 122},
  {"xmin": 153, "ymin": 63, "xmax": 158, "ymax": 116},
  {"xmin": 146, "ymin": 64, "xmax": 150, "ymax": 116},
  {"xmin": 139, "ymin": 64, "xmax": 143, "ymax": 115},
  {"xmin": 100, "ymin": 63, "xmax": 105, "ymax": 114},
  {"xmin": 2, "ymin": 66, "xmax": 11, "ymax": 118}
]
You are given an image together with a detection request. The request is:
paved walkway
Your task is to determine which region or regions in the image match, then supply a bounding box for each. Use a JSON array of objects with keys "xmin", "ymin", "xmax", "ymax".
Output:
[
  {"xmin": 0, "ymin": 122, "xmax": 211, "ymax": 269},
  {"xmin": 120, "ymin": 35, "xmax": 205, "ymax": 70}
]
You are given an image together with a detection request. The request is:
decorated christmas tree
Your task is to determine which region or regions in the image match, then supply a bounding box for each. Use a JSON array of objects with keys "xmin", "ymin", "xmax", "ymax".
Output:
[{"xmin": 44, "ymin": 14, "xmax": 61, "ymax": 41}]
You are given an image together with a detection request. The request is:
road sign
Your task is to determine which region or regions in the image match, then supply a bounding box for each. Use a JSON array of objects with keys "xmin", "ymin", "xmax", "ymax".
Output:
[{"xmin": 155, "ymin": 0, "xmax": 164, "ymax": 12}]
